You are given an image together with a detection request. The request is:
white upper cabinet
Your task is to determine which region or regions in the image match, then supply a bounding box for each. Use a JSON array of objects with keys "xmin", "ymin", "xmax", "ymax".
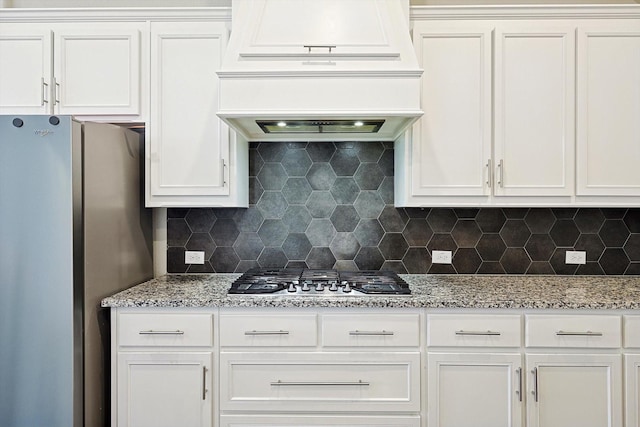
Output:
[
  {"xmin": 576, "ymin": 20, "xmax": 640, "ymax": 197},
  {"xmin": 0, "ymin": 22, "xmax": 144, "ymax": 119}
]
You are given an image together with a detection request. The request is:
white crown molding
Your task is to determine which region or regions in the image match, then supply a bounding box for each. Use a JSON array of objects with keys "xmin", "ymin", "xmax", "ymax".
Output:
[
  {"xmin": 0, "ymin": 7, "xmax": 231, "ymax": 22},
  {"xmin": 410, "ymin": 4, "xmax": 640, "ymax": 20}
]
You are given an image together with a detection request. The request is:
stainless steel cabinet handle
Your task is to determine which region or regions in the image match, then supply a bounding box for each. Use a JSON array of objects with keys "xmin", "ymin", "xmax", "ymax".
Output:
[
  {"xmin": 556, "ymin": 330, "xmax": 603, "ymax": 337},
  {"xmin": 304, "ymin": 45, "xmax": 336, "ymax": 53},
  {"xmin": 516, "ymin": 367, "xmax": 522, "ymax": 402},
  {"xmin": 497, "ymin": 159, "xmax": 504, "ymax": 187},
  {"xmin": 531, "ymin": 367, "xmax": 538, "ymax": 402},
  {"xmin": 271, "ymin": 380, "xmax": 369, "ymax": 386},
  {"xmin": 54, "ymin": 77, "xmax": 60, "ymax": 105},
  {"xmin": 41, "ymin": 78, "xmax": 48, "ymax": 105},
  {"xmin": 455, "ymin": 330, "xmax": 501, "ymax": 336},
  {"xmin": 486, "ymin": 159, "xmax": 492, "ymax": 188},
  {"xmin": 221, "ymin": 159, "xmax": 227, "ymax": 186},
  {"xmin": 202, "ymin": 366, "xmax": 207, "ymax": 400},
  {"xmin": 244, "ymin": 330, "xmax": 289, "ymax": 335},
  {"xmin": 138, "ymin": 330, "xmax": 185, "ymax": 335},
  {"xmin": 349, "ymin": 330, "xmax": 394, "ymax": 336}
]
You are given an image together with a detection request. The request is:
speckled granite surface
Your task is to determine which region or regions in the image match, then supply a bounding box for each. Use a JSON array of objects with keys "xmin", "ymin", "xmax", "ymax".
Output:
[{"xmin": 101, "ymin": 274, "xmax": 640, "ymax": 309}]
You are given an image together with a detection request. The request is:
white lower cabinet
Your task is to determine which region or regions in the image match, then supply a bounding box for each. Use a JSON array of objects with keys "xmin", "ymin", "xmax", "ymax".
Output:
[{"xmin": 117, "ymin": 352, "xmax": 212, "ymax": 427}]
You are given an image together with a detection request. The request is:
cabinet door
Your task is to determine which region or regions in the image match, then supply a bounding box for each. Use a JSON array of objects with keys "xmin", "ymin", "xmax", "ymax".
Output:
[
  {"xmin": 0, "ymin": 24, "xmax": 52, "ymax": 114},
  {"xmin": 148, "ymin": 22, "xmax": 230, "ymax": 202},
  {"xmin": 576, "ymin": 21, "xmax": 640, "ymax": 196},
  {"xmin": 117, "ymin": 352, "xmax": 212, "ymax": 427},
  {"xmin": 409, "ymin": 21, "xmax": 492, "ymax": 199},
  {"xmin": 625, "ymin": 354, "xmax": 640, "ymax": 427},
  {"xmin": 52, "ymin": 23, "xmax": 142, "ymax": 116},
  {"xmin": 428, "ymin": 352, "xmax": 523, "ymax": 427},
  {"xmin": 494, "ymin": 23, "xmax": 575, "ymax": 197},
  {"xmin": 526, "ymin": 353, "xmax": 622, "ymax": 427}
]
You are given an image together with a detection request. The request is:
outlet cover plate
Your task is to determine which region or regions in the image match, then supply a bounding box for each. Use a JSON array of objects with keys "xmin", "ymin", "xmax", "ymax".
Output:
[
  {"xmin": 432, "ymin": 250, "xmax": 452, "ymax": 264},
  {"xmin": 185, "ymin": 250, "xmax": 205, "ymax": 264},
  {"xmin": 565, "ymin": 250, "xmax": 586, "ymax": 265}
]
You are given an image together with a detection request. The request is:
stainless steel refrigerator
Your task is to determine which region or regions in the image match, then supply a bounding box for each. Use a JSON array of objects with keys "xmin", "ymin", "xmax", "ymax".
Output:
[{"xmin": 0, "ymin": 115, "xmax": 154, "ymax": 427}]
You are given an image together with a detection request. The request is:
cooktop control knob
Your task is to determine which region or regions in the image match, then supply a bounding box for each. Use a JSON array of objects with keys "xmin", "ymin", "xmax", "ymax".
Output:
[
  {"xmin": 301, "ymin": 281, "xmax": 310, "ymax": 291},
  {"xmin": 343, "ymin": 282, "xmax": 352, "ymax": 293},
  {"xmin": 315, "ymin": 283, "xmax": 324, "ymax": 292},
  {"xmin": 329, "ymin": 281, "xmax": 338, "ymax": 291},
  {"xmin": 287, "ymin": 282, "xmax": 297, "ymax": 292}
]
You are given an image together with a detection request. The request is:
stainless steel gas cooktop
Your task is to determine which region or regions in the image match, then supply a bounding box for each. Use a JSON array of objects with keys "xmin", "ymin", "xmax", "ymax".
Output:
[{"xmin": 228, "ymin": 268, "xmax": 411, "ymax": 296}]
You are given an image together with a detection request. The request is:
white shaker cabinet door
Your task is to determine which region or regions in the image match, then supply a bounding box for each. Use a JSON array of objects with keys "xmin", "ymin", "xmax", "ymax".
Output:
[
  {"xmin": 0, "ymin": 24, "xmax": 52, "ymax": 114},
  {"xmin": 52, "ymin": 23, "xmax": 142, "ymax": 116},
  {"xmin": 493, "ymin": 22, "xmax": 575, "ymax": 197},
  {"xmin": 576, "ymin": 20, "xmax": 640, "ymax": 197}
]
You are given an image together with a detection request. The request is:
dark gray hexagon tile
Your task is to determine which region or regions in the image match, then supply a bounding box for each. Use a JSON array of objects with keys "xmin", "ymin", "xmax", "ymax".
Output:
[
  {"xmin": 477, "ymin": 262, "xmax": 506, "ymax": 274},
  {"xmin": 575, "ymin": 209, "xmax": 605, "ymax": 233},
  {"xmin": 306, "ymin": 163, "xmax": 337, "ymax": 190},
  {"xmin": 168, "ymin": 208, "xmax": 189, "ymax": 219},
  {"xmin": 551, "ymin": 208, "xmax": 577, "ymax": 219},
  {"xmin": 379, "ymin": 206, "xmax": 409, "ymax": 232},
  {"xmin": 354, "ymin": 247, "xmax": 385, "ymax": 270},
  {"xmin": 355, "ymin": 142, "xmax": 384, "ymax": 162},
  {"xmin": 354, "ymin": 219, "xmax": 385, "ymax": 247},
  {"xmin": 286, "ymin": 261, "xmax": 309, "ymax": 269},
  {"xmin": 330, "ymin": 232, "xmax": 360, "ymax": 260},
  {"xmin": 427, "ymin": 234, "xmax": 457, "ymax": 253},
  {"xmin": 405, "ymin": 207, "xmax": 430, "ymax": 218},
  {"xmin": 233, "ymin": 232, "xmax": 264, "ymax": 260},
  {"xmin": 257, "ymin": 163, "xmax": 288, "ymax": 191},
  {"xmin": 330, "ymin": 177, "xmax": 360, "ymax": 204},
  {"xmin": 500, "ymin": 219, "xmax": 532, "ymax": 247},
  {"xmin": 454, "ymin": 208, "xmax": 479, "ymax": 219},
  {"xmin": 209, "ymin": 218, "xmax": 239, "ymax": 247},
  {"xmin": 249, "ymin": 177, "xmax": 264, "ymax": 205},
  {"xmin": 379, "ymin": 233, "xmax": 409, "ymax": 260},
  {"xmin": 427, "ymin": 209, "xmax": 457, "ymax": 233},
  {"xmin": 306, "ymin": 247, "xmax": 336, "ymax": 269},
  {"xmin": 282, "ymin": 177, "xmax": 313, "ymax": 204},
  {"xmin": 525, "ymin": 234, "xmax": 556, "ymax": 261},
  {"xmin": 354, "ymin": 191, "xmax": 385, "ymax": 219},
  {"xmin": 624, "ymin": 234, "xmax": 640, "ymax": 261},
  {"xmin": 603, "ymin": 208, "xmax": 627, "ymax": 219},
  {"xmin": 402, "ymin": 247, "xmax": 430, "ymax": 273},
  {"xmin": 281, "ymin": 149, "xmax": 312, "ymax": 177},
  {"xmin": 233, "ymin": 207, "xmax": 264, "ymax": 233},
  {"xmin": 185, "ymin": 209, "xmax": 216, "ymax": 232},
  {"xmin": 212, "ymin": 208, "xmax": 238, "ymax": 219},
  {"xmin": 381, "ymin": 261, "xmax": 408, "ymax": 274},
  {"xmin": 526, "ymin": 261, "xmax": 555, "ymax": 275},
  {"xmin": 451, "ymin": 220, "xmax": 481, "ymax": 248},
  {"xmin": 600, "ymin": 248, "xmax": 630, "ymax": 275},
  {"xmin": 354, "ymin": 163, "xmax": 384, "ymax": 190},
  {"xmin": 236, "ymin": 260, "xmax": 260, "ymax": 273},
  {"xmin": 282, "ymin": 205, "xmax": 312, "ymax": 233},
  {"xmin": 306, "ymin": 191, "xmax": 337, "ymax": 218},
  {"xmin": 378, "ymin": 177, "xmax": 394, "ymax": 204},
  {"xmin": 211, "ymin": 247, "xmax": 240, "ymax": 272},
  {"xmin": 168, "ymin": 218, "xmax": 191, "ymax": 246},
  {"xmin": 258, "ymin": 219, "xmax": 289, "ymax": 247},
  {"xmin": 574, "ymin": 234, "xmax": 605, "ymax": 262},
  {"xmin": 257, "ymin": 192, "xmax": 288, "ymax": 219},
  {"xmin": 186, "ymin": 261, "xmax": 214, "ymax": 274},
  {"xmin": 334, "ymin": 260, "xmax": 358, "ymax": 271},
  {"xmin": 378, "ymin": 149, "xmax": 394, "ymax": 176},
  {"xmin": 476, "ymin": 209, "xmax": 506, "ymax": 233},
  {"xmin": 550, "ymin": 219, "xmax": 580, "ymax": 247},
  {"xmin": 248, "ymin": 148, "xmax": 264, "ymax": 177},
  {"xmin": 330, "ymin": 148, "xmax": 360, "ymax": 176},
  {"xmin": 503, "ymin": 208, "xmax": 530, "ymax": 219},
  {"xmin": 598, "ymin": 219, "xmax": 630, "ymax": 247},
  {"xmin": 403, "ymin": 218, "xmax": 433, "ymax": 247},
  {"xmin": 500, "ymin": 248, "xmax": 531, "ymax": 274},
  {"xmin": 257, "ymin": 142, "xmax": 287, "ymax": 162},
  {"xmin": 306, "ymin": 219, "xmax": 337, "ymax": 247},
  {"xmin": 306, "ymin": 141, "xmax": 336, "ymax": 162},
  {"xmin": 475, "ymin": 234, "xmax": 506, "ymax": 262},
  {"xmin": 258, "ymin": 247, "xmax": 288, "ymax": 268},
  {"xmin": 624, "ymin": 210, "xmax": 640, "ymax": 233},
  {"xmin": 429, "ymin": 263, "xmax": 456, "ymax": 274},
  {"xmin": 330, "ymin": 205, "xmax": 360, "ymax": 232},
  {"xmin": 453, "ymin": 248, "xmax": 481, "ymax": 274},
  {"xmin": 167, "ymin": 247, "xmax": 187, "ymax": 273},
  {"xmin": 626, "ymin": 263, "xmax": 640, "ymax": 275},
  {"xmin": 576, "ymin": 262, "xmax": 605, "ymax": 275},
  {"xmin": 185, "ymin": 233, "xmax": 216, "ymax": 259},
  {"xmin": 549, "ymin": 249, "xmax": 578, "ymax": 275},
  {"xmin": 525, "ymin": 209, "xmax": 555, "ymax": 234},
  {"xmin": 282, "ymin": 233, "xmax": 312, "ymax": 260}
]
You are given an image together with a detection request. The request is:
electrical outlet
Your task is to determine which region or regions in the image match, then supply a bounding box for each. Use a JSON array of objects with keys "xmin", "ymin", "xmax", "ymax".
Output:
[
  {"xmin": 432, "ymin": 250, "xmax": 452, "ymax": 264},
  {"xmin": 185, "ymin": 250, "xmax": 205, "ymax": 264},
  {"xmin": 565, "ymin": 250, "xmax": 587, "ymax": 265}
]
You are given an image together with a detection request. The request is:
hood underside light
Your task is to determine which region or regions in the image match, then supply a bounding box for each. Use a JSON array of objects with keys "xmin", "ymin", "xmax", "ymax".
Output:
[{"xmin": 257, "ymin": 119, "xmax": 385, "ymax": 134}]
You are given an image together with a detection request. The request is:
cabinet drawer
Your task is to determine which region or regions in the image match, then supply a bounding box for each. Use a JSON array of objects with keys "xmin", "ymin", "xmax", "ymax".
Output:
[
  {"xmin": 219, "ymin": 314, "xmax": 317, "ymax": 347},
  {"xmin": 525, "ymin": 314, "xmax": 621, "ymax": 348},
  {"xmin": 219, "ymin": 352, "xmax": 421, "ymax": 413},
  {"xmin": 427, "ymin": 314, "xmax": 521, "ymax": 347},
  {"xmin": 322, "ymin": 314, "xmax": 420, "ymax": 347},
  {"xmin": 118, "ymin": 313, "xmax": 212, "ymax": 347},
  {"xmin": 220, "ymin": 415, "xmax": 421, "ymax": 427},
  {"xmin": 624, "ymin": 315, "xmax": 640, "ymax": 348}
]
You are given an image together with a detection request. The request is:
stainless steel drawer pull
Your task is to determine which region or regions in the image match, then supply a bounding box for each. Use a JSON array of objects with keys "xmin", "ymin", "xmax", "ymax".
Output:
[
  {"xmin": 556, "ymin": 330, "xmax": 603, "ymax": 337},
  {"xmin": 304, "ymin": 45, "xmax": 336, "ymax": 53},
  {"xmin": 138, "ymin": 330, "xmax": 185, "ymax": 335},
  {"xmin": 349, "ymin": 330, "xmax": 394, "ymax": 336},
  {"xmin": 271, "ymin": 380, "xmax": 369, "ymax": 387},
  {"xmin": 516, "ymin": 367, "xmax": 523, "ymax": 402},
  {"xmin": 244, "ymin": 330, "xmax": 290, "ymax": 336},
  {"xmin": 202, "ymin": 366, "xmax": 208, "ymax": 400},
  {"xmin": 455, "ymin": 330, "xmax": 501, "ymax": 336},
  {"xmin": 41, "ymin": 78, "xmax": 48, "ymax": 105},
  {"xmin": 531, "ymin": 367, "xmax": 539, "ymax": 402}
]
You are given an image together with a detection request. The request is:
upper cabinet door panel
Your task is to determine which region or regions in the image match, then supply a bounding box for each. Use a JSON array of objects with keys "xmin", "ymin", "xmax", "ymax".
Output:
[
  {"xmin": 576, "ymin": 21, "xmax": 640, "ymax": 196},
  {"xmin": 0, "ymin": 24, "xmax": 52, "ymax": 114},
  {"xmin": 53, "ymin": 23, "xmax": 142, "ymax": 116},
  {"xmin": 411, "ymin": 21, "xmax": 492, "ymax": 197},
  {"xmin": 494, "ymin": 23, "xmax": 575, "ymax": 197}
]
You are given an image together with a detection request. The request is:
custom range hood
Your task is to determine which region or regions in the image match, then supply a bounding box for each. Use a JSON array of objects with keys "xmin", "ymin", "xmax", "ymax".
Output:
[{"xmin": 217, "ymin": 0, "xmax": 423, "ymax": 142}]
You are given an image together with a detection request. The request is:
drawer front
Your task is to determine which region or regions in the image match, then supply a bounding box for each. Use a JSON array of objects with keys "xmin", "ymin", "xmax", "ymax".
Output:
[
  {"xmin": 322, "ymin": 314, "xmax": 420, "ymax": 347},
  {"xmin": 526, "ymin": 314, "xmax": 621, "ymax": 348},
  {"xmin": 220, "ymin": 415, "xmax": 421, "ymax": 427},
  {"xmin": 427, "ymin": 314, "xmax": 522, "ymax": 347},
  {"xmin": 624, "ymin": 315, "xmax": 640, "ymax": 348},
  {"xmin": 219, "ymin": 352, "xmax": 421, "ymax": 413},
  {"xmin": 219, "ymin": 314, "xmax": 317, "ymax": 347},
  {"xmin": 118, "ymin": 313, "xmax": 213, "ymax": 347}
]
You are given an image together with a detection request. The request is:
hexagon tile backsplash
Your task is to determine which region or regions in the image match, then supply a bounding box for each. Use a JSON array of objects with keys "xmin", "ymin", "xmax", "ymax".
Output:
[{"xmin": 167, "ymin": 141, "xmax": 640, "ymax": 275}]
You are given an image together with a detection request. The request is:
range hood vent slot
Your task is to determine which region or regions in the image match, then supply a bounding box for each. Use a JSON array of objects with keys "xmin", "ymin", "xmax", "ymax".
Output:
[{"xmin": 217, "ymin": 0, "xmax": 423, "ymax": 142}]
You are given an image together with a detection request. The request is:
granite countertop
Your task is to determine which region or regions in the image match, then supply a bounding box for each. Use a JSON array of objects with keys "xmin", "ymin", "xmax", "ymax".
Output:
[{"xmin": 101, "ymin": 274, "xmax": 640, "ymax": 310}]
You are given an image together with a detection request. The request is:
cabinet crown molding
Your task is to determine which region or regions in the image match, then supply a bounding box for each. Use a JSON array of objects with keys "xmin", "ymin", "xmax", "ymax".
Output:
[
  {"xmin": 0, "ymin": 7, "xmax": 231, "ymax": 22},
  {"xmin": 410, "ymin": 4, "xmax": 640, "ymax": 20}
]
